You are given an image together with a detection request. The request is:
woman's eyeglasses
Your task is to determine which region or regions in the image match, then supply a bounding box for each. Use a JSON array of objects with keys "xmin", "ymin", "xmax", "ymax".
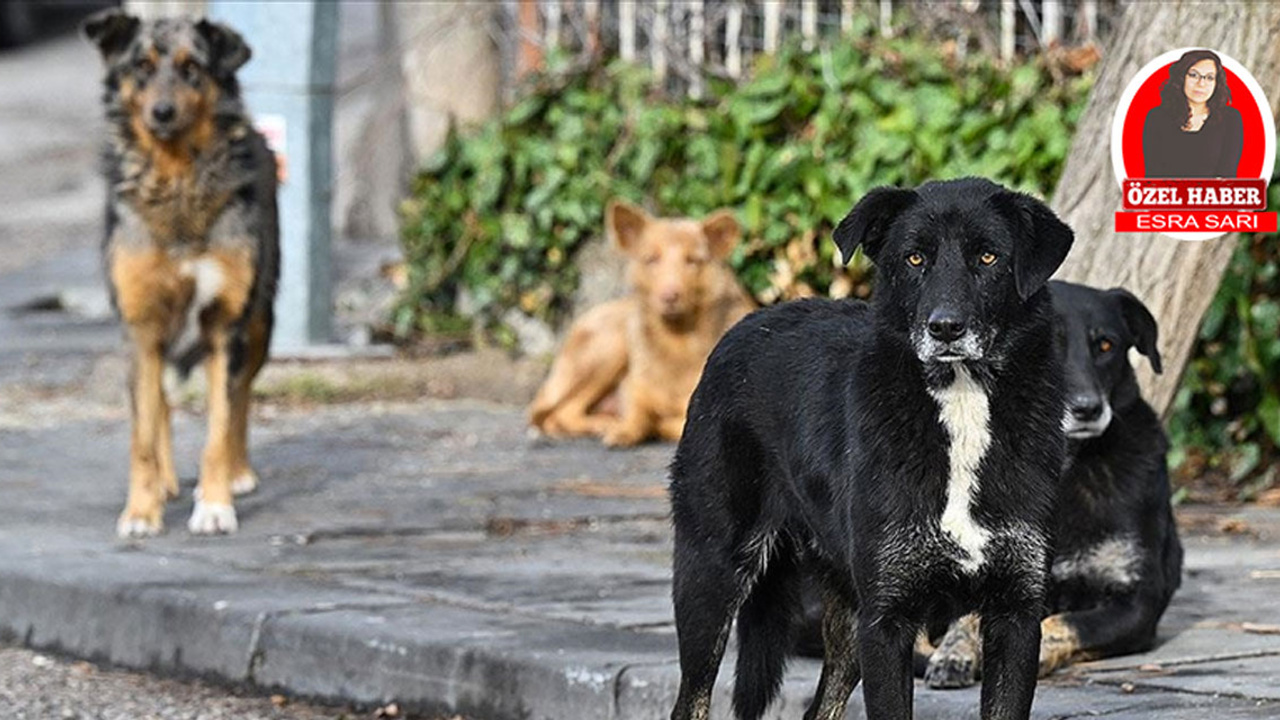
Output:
[{"xmin": 1186, "ymin": 70, "xmax": 1217, "ymax": 85}]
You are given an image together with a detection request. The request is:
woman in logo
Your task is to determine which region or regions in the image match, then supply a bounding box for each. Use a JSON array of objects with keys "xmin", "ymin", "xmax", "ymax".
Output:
[{"xmin": 1142, "ymin": 49, "xmax": 1243, "ymax": 178}]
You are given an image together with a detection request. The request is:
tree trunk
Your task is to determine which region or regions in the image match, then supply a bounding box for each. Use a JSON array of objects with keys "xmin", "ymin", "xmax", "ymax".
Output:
[{"xmin": 1050, "ymin": 1, "xmax": 1280, "ymax": 418}]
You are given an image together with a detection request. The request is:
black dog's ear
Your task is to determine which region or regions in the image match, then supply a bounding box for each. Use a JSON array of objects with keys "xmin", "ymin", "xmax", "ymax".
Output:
[
  {"xmin": 82, "ymin": 9, "xmax": 140, "ymax": 63},
  {"xmin": 832, "ymin": 187, "xmax": 918, "ymax": 265},
  {"xmin": 196, "ymin": 19, "xmax": 252, "ymax": 77},
  {"xmin": 989, "ymin": 191, "xmax": 1074, "ymax": 300},
  {"xmin": 1109, "ymin": 288, "xmax": 1163, "ymax": 374}
]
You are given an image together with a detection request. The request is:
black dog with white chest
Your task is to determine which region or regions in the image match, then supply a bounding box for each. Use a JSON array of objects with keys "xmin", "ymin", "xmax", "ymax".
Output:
[
  {"xmin": 668, "ymin": 178, "xmax": 1073, "ymax": 720},
  {"xmin": 924, "ymin": 281, "xmax": 1183, "ymax": 687}
]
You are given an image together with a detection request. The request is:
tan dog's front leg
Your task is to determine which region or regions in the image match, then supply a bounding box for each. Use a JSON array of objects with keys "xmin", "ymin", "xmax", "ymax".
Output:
[
  {"xmin": 657, "ymin": 414, "xmax": 687, "ymax": 442},
  {"xmin": 603, "ymin": 383, "xmax": 655, "ymax": 447},
  {"xmin": 118, "ymin": 336, "xmax": 170, "ymax": 537}
]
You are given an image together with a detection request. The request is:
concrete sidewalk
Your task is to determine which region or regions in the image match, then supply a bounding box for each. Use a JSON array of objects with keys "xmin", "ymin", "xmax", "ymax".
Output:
[{"xmin": 0, "ymin": 396, "xmax": 1278, "ymax": 719}]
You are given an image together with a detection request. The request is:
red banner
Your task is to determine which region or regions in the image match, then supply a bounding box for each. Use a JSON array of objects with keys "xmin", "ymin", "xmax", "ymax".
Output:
[
  {"xmin": 1114, "ymin": 211, "xmax": 1277, "ymax": 233},
  {"xmin": 1122, "ymin": 179, "xmax": 1268, "ymax": 210}
]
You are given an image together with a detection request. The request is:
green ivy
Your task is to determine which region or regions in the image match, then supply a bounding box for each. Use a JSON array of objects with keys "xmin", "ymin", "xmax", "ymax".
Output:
[{"xmin": 397, "ymin": 29, "xmax": 1094, "ymax": 335}]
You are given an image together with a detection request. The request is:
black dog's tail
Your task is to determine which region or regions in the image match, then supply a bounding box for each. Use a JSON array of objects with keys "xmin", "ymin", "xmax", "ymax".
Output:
[{"xmin": 733, "ymin": 557, "xmax": 801, "ymax": 720}]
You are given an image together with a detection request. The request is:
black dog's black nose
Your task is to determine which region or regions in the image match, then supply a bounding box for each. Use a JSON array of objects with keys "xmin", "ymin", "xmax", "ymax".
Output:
[
  {"xmin": 927, "ymin": 310, "xmax": 967, "ymax": 343},
  {"xmin": 1070, "ymin": 395, "xmax": 1104, "ymax": 421},
  {"xmin": 152, "ymin": 103, "xmax": 176, "ymax": 123}
]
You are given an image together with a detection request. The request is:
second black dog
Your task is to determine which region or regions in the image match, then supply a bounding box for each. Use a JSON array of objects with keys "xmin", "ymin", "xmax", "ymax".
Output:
[
  {"xmin": 668, "ymin": 178, "xmax": 1073, "ymax": 720},
  {"xmin": 923, "ymin": 280, "xmax": 1183, "ymax": 687}
]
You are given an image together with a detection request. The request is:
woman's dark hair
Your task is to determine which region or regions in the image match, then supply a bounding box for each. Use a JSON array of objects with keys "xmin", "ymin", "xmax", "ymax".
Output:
[{"xmin": 1156, "ymin": 49, "xmax": 1232, "ymax": 130}]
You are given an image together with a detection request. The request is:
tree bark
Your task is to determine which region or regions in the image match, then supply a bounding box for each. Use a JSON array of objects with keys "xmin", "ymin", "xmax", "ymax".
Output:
[{"xmin": 1050, "ymin": 1, "xmax": 1280, "ymax": 418}]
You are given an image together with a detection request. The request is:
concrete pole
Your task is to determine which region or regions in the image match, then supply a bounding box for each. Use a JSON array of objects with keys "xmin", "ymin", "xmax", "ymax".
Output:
[{"xmin": 208, "ymin": 1, "xmax": 337, "ymax": 350}]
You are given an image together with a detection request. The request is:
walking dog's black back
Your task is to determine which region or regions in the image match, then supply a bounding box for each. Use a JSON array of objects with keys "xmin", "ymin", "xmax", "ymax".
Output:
[{"xmin": 668, "ymin": 178, "xmax": 1073, "ymax": 720}]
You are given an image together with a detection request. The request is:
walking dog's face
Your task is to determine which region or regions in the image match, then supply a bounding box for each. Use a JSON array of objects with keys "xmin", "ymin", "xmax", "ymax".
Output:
[
  {"xmin": 83, "ymin": 10, "xmax": 249, "ymax": 144},
  {"xmin": 1049, "ymin": 282, "xmax": 1163, "ymax": 439},
  {"xmin": 834, "ymin": 178, "xmax": 1074, "ymax": 364},
  {"xmin": 608, "ymin": 200, "xmax": 741, "ymax": 323}
]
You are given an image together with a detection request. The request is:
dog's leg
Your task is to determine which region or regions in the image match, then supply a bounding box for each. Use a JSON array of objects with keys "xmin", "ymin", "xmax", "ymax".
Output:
[
  {"xmin": 187, "ymin": 249, "xmax": 254, "ymax": 535},
  {"xmin": 924, "ymin": 612, "xmax": 983, "ymax": 688},
  {"xmin": 1038, "ymin": 598, "xmax": 1157, "ymax": 677},
  {"xmin": 118, "ymin": 335, "xmax": 170, "ymax": 537},
  {"xmin": 733, "ymin": 551, "xmax": 801, "ymax": 720},
  {"xmin": 227, "ymin": 315, "xmax": 270, "ymax": 497},
  {"xmin": 856, "ymin": 612, "xmax": 915, "ymax": 720},
  {"xmin": 190, "ymin": 335, "xmax": 238, "ymax": 534},
  {"xmin": 657, "ymin": 414, "xmax": 687, "ymax": 442},
  {"xmin": 603, "ymin": 381, "xmax": 656, "ymax": 447},
  {"xmin": 530, "ymin": 301, "xmax": 628, "ymax": 437},
  {"xmin": 979, "ymin": 610, "xmax": 1041, "ymax": 720},
  {"xmin": 670, "ymin": 543, "xmax": 743, "ymax": 720},
  {"xmin": 156, "ymin": 387, "xmax": 179, "ymax": 500},
  {"xmin": 804, "ymin": 573, "xmax": 862, "ymax": 720}
]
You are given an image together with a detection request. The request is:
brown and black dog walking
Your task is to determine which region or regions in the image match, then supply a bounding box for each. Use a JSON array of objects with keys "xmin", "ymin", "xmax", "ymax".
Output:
[{"xmin": 84, "ymin": 10, "xmax": 279, "ymax": 537}]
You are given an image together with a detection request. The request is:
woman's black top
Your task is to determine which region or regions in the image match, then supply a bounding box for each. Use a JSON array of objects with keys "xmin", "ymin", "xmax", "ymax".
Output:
[{"xmin": 1142, "ymin": 105, "xmax": 1243, "ymax": 178}]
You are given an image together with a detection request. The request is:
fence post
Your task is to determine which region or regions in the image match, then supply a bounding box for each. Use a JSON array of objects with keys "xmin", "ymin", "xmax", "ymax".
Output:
[
  {"xmin": 688, "ymin": 0, "xmax": 705, "ymax": 99},
  {"xmin": 841, "ymin": 0, "xmax": 854, "ymax": 35},
  {"xmin": 763, "ymin": 1, "xmax": 782, "ymax": 54},
  {"xmin": 726, "ymin": 1, "xmax": 743, "ymax": 78},
  {"xmin": 208, "ymin": 0, "xmax": 336, "ymax": 350},
  {"xmin": 1000, "ymin": 0, "xmax": 1015, "ymax": 61},
  {"xmin": 652, "ymin": 0, "xmax": 668, "ymax": 80},
  {"xmin": 1042, "ymin": 0, "xmax": 1062, "ymax": 45},
  {"xmin": 619, "ymin": 0, "xmax": 636, "ymax": 62},
  {"xmin": 801, "ymin": 0, "xmax": 818, "ymax": 50},
  {"xmin": 879, "ymin": 0, "xmax": 892, "ymax": 38}
]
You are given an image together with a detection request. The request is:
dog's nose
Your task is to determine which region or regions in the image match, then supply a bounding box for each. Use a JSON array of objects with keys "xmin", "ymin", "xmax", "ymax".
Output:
[
  {"xmin": 152, "ymin": 103, "xmax": 177, "ymax": 123},
  {"xmin": 660, "ymin": 289, "xmax": 682, "ymax": 306},
  {"xmin": 1069, "ymin": 395, "xmax": 1104, "ymax": 421},
  {"xmin": 927, "ymin": 310, "xmax": 967, "ymax": 343}
]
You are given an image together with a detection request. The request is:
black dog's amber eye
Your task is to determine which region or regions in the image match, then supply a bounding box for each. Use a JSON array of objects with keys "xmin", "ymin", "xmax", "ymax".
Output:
[
  {"xmin": 980, "ymin": 252, "xmax": 998, "ymax": 266},
  {"xmin": 1098, "ymin": 339, "xmax": 1114, "ymax": 353},
  {"xmin": 906, "ymin": 253, "xmax": 925, "ymax": 267}
]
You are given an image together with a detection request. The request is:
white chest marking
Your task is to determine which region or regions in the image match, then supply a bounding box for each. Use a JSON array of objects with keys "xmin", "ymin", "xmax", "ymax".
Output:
[{"xmin": 929, "ymin": 365, "xmax": 993, "ymax": 574}]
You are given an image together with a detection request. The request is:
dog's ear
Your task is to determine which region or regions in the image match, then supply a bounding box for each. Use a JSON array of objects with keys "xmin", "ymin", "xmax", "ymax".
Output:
[
  {"xmin": 607, "ymin": 200, "xmax": 649, "ymax": 256},
  {"xmin": 701, "ymin": 210, "xmax": 741, "ymax": 260},
  {"xmin": 832, "ymin": 187, "xmax": 917, "ymax": 265},
  {"xmin": 82, "ymin": 9, "xmax": 140, "ymax": 63},
  {"xmin": 990, "ymin": 190, "xmax": 1074, "ymax": 301},
  {"xmin": 1109, "ymin": 288, "xmax": 1163, "ymax": 373},
  {"xmin": 196, "ymin": 19, "xmax": 252, "ymax": 77}
]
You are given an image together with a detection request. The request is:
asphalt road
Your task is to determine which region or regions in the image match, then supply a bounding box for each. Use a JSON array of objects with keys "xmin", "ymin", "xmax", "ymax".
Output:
[{"xmin": 0, "ymin": 643, "xmax": 471, "ymax": 720}]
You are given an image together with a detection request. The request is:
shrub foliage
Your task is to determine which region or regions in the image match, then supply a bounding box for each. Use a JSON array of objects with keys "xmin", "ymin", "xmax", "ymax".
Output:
[{"xmin": 398, "ymin": 31, "xmax": 1093, "ymax": 335}]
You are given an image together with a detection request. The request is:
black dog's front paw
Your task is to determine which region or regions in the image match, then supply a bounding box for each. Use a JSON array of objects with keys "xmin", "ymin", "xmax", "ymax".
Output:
[{"xmin": 924, "ymin": 648, "xmax": 980, "ymax": 689}]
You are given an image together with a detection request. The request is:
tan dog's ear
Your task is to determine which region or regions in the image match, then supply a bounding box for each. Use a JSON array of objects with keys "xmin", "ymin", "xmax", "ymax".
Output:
[
  {"xmin": 701, "ymin": 210, "xmax": 741, "ymax": 260},
  {"xmin": 607, "ymin": 200, "xmax": 649, "ymax": 255}
]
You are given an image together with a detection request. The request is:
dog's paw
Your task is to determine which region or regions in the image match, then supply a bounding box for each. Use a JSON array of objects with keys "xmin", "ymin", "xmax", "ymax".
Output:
[
  {"xmin": 231, "ymin": 470, "xmax": 259, "ymax": 496},
  {"xmin": 187, "ymin": 501, "xmax": 238, "ymax": 535},
  {"xmin": 117, "ymin": 511, "xmax": 163, "ymax": 539},
  {"xmin": 924, "ymin": 647, "xmax": 980, "ymax": 689},
  {"xmin": 602, "ymin": 426, "xmax": 644, "ymax": 448}
]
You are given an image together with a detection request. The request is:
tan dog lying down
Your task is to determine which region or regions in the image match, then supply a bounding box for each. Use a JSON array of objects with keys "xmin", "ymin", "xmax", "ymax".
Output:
[{"xmin": 529, "ymin": 201, "xmax": 755, "ymax": 446}]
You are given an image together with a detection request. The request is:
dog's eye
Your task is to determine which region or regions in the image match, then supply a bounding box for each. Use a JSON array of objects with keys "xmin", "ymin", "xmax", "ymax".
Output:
[
  {"xmin": 906, "ymin": 253, "xmax": 925, "ymax": 267},
  {"xmin": 134, "ymin": 58, "xmax": 156, "ymax": 76},
  {"xmin": 644, "ymin": 254, "xmax": 660, "ymax": 266},
  {"xmin": 979, "ymin": 252, "xmax": 998, "ymax": 266},
  {"xmin": 1098, "ymin": 338, "xmax": 1114, "ymax": 353},
  {"xmin": 180, "ymin": 60, "xmax": 201, "ymax": 84}
]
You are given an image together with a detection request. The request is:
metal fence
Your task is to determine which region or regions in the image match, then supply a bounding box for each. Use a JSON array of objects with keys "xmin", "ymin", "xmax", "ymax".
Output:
[{"xmin": 498, "ymin": 0, "xmax": 1118, "ymax": 99}]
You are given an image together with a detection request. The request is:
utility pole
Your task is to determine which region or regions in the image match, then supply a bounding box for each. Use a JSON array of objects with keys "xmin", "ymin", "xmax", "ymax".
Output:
[{"xmin": 208, "ymin": 1, "xmax": 337, "ymax": 350}]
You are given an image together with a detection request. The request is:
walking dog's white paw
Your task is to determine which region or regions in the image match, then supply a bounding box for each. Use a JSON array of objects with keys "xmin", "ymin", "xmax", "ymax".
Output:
[
  {"xmin": 117, "ymin": 515, "xmax": 163, "ymax": 539},
  {"xmin": 187, "ymin": 501, "xmax": 238, "ymax": 535},
  {"xmin": 231, "ymin": 471, "xmax": 259, "ymax": 496}
]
